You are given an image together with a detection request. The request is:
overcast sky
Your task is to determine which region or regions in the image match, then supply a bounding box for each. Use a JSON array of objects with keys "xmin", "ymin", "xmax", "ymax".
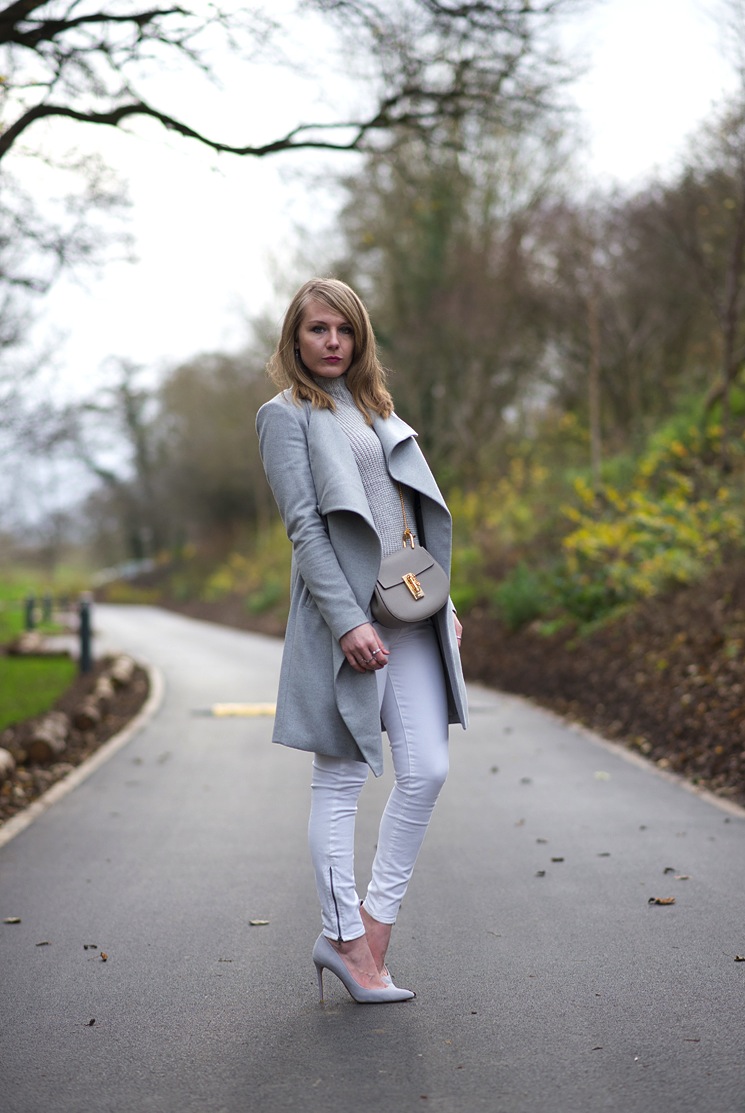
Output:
[{"xmin": 25, "ymin": 0, "xmax": 742, "ymax": 403}]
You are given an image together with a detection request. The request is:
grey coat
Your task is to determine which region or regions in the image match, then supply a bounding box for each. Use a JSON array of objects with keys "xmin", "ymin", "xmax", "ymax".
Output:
[{"xmin": 256, "ymin": 390, "xmax": 468, "ymax": 776}]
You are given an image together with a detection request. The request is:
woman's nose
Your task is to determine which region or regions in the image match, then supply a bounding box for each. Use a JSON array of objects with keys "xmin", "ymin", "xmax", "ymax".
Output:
[{"xmin": 327, "ymin": 331, "xmax": 340, "ymax": 347}]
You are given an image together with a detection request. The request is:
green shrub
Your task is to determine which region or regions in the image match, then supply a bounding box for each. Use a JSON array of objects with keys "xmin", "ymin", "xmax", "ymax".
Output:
[
  {"xmin": 450, "ymin": 543, "xmax": 487, "ymax": 614},
  {"xmin": 490, "ymin": 562, "xmax": 549, "ymax": 631},
  {"xmin": 246, "ymin": 580, "xmax": 285, "ymax": 615}
]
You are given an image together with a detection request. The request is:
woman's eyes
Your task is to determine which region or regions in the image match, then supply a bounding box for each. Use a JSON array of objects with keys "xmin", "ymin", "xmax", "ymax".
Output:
[{"xmin": 309, "ymin": 324, "xmax": 353, "ymax": 334}]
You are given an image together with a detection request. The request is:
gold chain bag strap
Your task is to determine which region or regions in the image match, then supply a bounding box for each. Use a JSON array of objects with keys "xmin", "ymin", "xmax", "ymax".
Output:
[{"xmin": 370, "ymin": 486, "xmax": 450, "ymax": 628}]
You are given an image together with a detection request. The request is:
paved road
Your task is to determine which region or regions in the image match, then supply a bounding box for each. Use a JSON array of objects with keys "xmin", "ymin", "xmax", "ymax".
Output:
[{"xmin": 1, "ymin": 605, "xmax": 743, "ymax": 1113}]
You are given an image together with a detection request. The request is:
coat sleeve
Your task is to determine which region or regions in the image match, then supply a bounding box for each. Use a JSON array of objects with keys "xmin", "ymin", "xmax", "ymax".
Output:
[{"xmin": 256, "ymin": 397, "xmax": 371, "ymax": 642}]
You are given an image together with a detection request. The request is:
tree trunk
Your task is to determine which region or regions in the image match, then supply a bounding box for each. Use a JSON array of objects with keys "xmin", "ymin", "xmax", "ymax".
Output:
[
  {"xmin": 93, "ymin": 676, "xmax": 115, "ymax": 712},
  {"xmin": 73, "ymin": 701, "xmax": 101, "ymax": 732},
  {"xmin": 587, "ymin": 286, "xmax": 602, "ymax": 486},
  {"xmin": 110, "ymin": 655, "xmax": 135, "ymax": 688},
  {"xmin": 27, "ymin": 712, "xmax": 69, "ymax": 764},
  {"xmin": 0, "ymin": 748, "xmax": 15, "ymax": 783}
]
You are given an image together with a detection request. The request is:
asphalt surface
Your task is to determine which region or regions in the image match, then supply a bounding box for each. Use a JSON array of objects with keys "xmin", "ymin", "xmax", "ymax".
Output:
[{"xmin": 1, "ymin": 604, "xmax": 744, "ymax": 1113}]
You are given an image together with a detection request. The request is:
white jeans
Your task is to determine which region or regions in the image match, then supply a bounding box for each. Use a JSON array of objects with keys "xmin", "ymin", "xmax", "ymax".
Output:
[{"xmin": 308, "ymin": 620, "xmax": 449, "ymax": 940}]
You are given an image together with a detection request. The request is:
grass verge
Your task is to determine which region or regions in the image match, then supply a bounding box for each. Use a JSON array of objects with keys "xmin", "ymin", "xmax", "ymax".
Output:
[{"xmin": 0, "ymin": 657, "xmax": 78, "ymax": 732}]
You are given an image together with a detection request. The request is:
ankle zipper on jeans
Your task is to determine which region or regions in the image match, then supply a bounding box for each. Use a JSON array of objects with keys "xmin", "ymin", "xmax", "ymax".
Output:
[{"xmin": 329, "ymin": 867, "xmax": 343, "ymax": 942}]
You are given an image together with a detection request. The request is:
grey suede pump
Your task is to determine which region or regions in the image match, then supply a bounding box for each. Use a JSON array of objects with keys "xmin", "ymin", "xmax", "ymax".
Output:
[{"xmin": 312, "ymin": 934, "xmax": 415, "ymax": 1004}]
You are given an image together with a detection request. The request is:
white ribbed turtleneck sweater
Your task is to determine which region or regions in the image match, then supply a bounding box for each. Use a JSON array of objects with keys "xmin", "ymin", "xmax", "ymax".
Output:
[{"xmin": 316, "ymin": 375, "xmax": 418, "ymax": 557}]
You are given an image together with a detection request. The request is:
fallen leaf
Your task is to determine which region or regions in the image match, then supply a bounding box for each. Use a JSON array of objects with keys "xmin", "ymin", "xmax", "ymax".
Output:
[
  {"xmin": 594, "ymin": 772, "xmax": 610, "ymax": 781},
  {"xmin": 536, "ymin": 837, "xmax": 548, "ymax": 844},
  {"xmin": 597, "ymin": 852, "xmax": 611, "ymax": 858},
  {"xmin": 535, "ymin": 870, "xmax": 546, "ymax": 877},
  {"xmin": 663, "ymin": 867, "xmax": 677, "ymax": 874},
  {"xmin": 100, "ymin": 952, "xmax": 108, "ymax": 961},
  {"xmin": 648, "ymin": 897, "xmax": 676, "ymax": 905},
  {"xmin": 675, "ymin": 874, "xmax": 690, "ymax": 881},
  {"xmin": 249, "ymin": 919, "xmax": 270, "ymax": 926},
  {"xmin": 551, "ymin": 856, "xmax": 565, "ymax": 863},
  {"xmin": 734, "ymin": 955, "xmax": 745, "ymax": 962},
  {"xmin": 86, "ymin": 1019, "xmax": 96, "ymax": 1026},
  {"xmin": 35, "ymin": 941, "xmax": 50, "ymax": 947},
  {"xmin": 3, "ymin": 917, "xmax": 21, "ymax": 924},
  {"xmin": 83, "ymin": 944, "xmax": 98, "ymax": 950}
]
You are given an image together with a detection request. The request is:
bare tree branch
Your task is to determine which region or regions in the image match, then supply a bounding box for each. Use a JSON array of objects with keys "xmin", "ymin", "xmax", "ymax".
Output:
[
  {"xmin": 0, "ymin": 1, "xmax": 586, "ymax": 162},
  {"xmin": 0, "ymin": 73, "xmax": 548, "ymax": 161},
  {"xmin": 0, "ymin": 5, "xmax": 189, "ymax": 49}
]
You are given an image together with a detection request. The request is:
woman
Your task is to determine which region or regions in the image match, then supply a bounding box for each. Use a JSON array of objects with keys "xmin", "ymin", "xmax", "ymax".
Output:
[{"xmin": 256, "ymin": 277, "xmax": 468, "ymax": 1004}]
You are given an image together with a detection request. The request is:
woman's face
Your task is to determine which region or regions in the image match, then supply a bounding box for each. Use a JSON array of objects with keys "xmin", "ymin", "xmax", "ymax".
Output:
[{"xmin": 296, "ymin": 298, "xmax": 355, "ymax": 379}]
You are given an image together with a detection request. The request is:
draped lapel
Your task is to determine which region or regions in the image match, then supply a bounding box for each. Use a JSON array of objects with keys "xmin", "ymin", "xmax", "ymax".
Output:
[
  {"xmin": 307, "ymin": 402, "xmax": 448, "ymax": 521},
  {"xmin": 307, "ymin": 405, "xmax": 375, "ymax": 526},
  {"xmin": 374, "ymin": 413, "xmax": 449, "ymax": 512}
]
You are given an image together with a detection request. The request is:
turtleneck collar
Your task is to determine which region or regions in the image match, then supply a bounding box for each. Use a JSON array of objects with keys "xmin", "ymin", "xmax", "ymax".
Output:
[{"xmin": 312, "ymin": 374, "xmax": 350, "ymax": 398}]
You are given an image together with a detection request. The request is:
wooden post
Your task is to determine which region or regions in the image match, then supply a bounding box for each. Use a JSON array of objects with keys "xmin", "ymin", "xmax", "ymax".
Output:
[{"xmin": 79, "ymin": 594, "xmax": 92, "ymax": 674}]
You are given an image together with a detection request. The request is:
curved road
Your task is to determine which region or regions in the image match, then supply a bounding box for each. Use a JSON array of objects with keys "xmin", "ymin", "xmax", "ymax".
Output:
[{"xmin": 1, "ymin": 604, "xmax": 743, "ymax": 1113}]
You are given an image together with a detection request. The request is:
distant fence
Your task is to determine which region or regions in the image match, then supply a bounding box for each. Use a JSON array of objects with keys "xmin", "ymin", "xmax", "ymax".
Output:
[{"xmin": 91, "ymin": 558, "xmax": 156, "ymax": 587}]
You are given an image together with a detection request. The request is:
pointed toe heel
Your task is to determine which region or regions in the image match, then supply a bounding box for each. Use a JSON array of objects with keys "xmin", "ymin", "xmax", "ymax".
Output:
[{"xmin": 312, "ymin": 934, "xmax": 415, "ymax": 1004}]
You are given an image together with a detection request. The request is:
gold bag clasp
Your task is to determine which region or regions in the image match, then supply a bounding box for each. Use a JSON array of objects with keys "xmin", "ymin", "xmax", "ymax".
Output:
[{"xmin": 402, "ymin": 572, "xmax": 424, "ymax": 600}]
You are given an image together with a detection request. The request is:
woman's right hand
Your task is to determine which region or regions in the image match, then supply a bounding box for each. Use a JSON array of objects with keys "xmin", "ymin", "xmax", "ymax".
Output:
[{"xmin": 340, "ymin": 624, "xmax": 389, "ymax": 673}]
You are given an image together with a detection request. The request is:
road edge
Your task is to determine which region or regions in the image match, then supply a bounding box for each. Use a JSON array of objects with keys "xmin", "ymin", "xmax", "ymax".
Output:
[
  {"xmin": 468, "ymin": 683, "xmax": 745, "ymax": 820},
  {"xmin": 0, "ymin": 661, "xmax": 165, "ymax": 851}
]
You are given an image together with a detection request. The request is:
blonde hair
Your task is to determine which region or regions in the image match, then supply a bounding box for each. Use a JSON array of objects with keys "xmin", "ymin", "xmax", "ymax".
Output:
[{"xmin": 267, "ymin": 277, "xmax": 394, "ymax": 422}]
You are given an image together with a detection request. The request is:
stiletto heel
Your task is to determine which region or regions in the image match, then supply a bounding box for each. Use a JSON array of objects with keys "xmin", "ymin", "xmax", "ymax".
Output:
[
  {"xmin": 312, "ymin": 934, "xmax": 415, "ymax": 1004},
  {"xmin": 315, "ymin": 959, "xmax": 325, "ymax": 1003}
]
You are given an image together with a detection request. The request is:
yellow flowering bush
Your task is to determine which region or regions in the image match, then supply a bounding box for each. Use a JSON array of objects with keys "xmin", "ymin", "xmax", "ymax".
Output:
[
  {"xmin": 458, "ymin": 397, "xmax": 745, "ymax": 630},
  {"xmin": 449, "ymin": 456, "xmax": 552, "ymax": 546},
  {"xmin": 560, "ymin": 476, "xmax": 743, "ymax": 614},
  {"xmin": 204, "ymin": 523, "xmax": 292, "ymax": 616},
  {"xmin": 449, "ymin": 456, "xmax": 558, "ymax": 615}
]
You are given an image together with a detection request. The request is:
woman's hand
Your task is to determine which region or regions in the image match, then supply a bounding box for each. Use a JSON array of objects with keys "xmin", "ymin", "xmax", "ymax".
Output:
[
  {"xmin": 340, "ymin": 623, "xmax": 389, "ymax": 673},
  {"xmin": 454, "ymin": 613, "xmax": 463, "ymax": 651}
]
